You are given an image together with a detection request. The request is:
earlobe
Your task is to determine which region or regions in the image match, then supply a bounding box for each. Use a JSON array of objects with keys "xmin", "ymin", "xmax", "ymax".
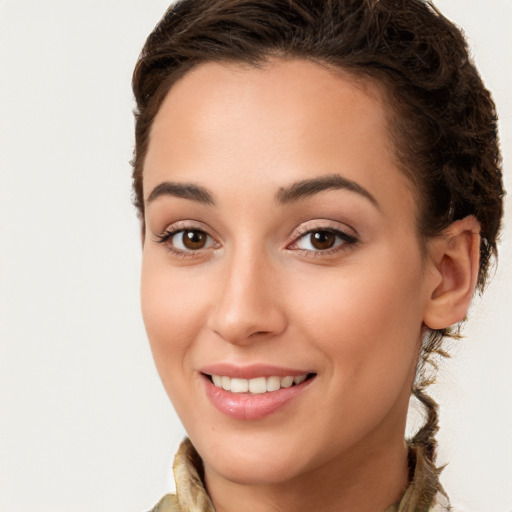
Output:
[{"xmin": 423, "ymin": 216, "xmax": 481, "ymax": 330}]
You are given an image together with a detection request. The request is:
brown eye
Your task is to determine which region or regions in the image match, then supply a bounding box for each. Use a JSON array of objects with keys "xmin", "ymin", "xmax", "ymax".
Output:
[
  {"xmin": 180, "ymin": 230, "xmax": 208, "ymax": 250},
  {"xmin": 310, "ymin": 231, "xmax": 336, "ymax": 250},
  {"xmin": 292, "ymin": 227, "xmax": 357, "ymax": 253},
  {"xmin": 155, "ymin": 227, "xmax": 218, "ymax": 254}
]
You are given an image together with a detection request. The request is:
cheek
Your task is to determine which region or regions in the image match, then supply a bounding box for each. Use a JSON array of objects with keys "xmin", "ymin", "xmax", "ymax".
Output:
[
  {"xmin": 292, "ymin": 250, "xmax": 425, "ymax": 385},
  {"xmin": 140, "ymin": 257, "xmax": 210, "ymax": 381}
]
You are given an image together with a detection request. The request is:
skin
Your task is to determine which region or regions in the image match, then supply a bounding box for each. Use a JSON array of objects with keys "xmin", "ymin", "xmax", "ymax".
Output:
[{"xmin": 140, "ymin": 59, "xmax": 479, "ymax": 512}]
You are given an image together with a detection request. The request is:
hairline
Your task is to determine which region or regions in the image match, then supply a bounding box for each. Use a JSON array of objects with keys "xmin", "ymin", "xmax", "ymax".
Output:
[{"xmin": 138, "ymin": 55, "xmax": 430, "ymax": 245}]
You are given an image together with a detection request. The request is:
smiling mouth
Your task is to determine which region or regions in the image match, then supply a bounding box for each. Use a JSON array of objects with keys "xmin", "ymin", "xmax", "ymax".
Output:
[{"xmin": 204, "ymin": 373, "xmax": 316, "ymax": 394}]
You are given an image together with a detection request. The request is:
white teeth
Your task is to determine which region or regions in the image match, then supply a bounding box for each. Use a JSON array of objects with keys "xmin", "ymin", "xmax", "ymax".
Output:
[
  {"xmin": 248, "ymin": 377, "xmax": 266, "ymax": 394},
  {"xmin": 230, "ymin": 378, "xmax": 249, "ymax": 393},
  {"xmin": 210, "ymin": 374, "xmax": 310, "ymax": 393},
  {"xmin": 293, "ymin": 375, "xmax": 307, "ymax": 385},
  {"xmin": 280, "ymin": 376, "xmax": 294, "ymax": 388},
  {"xmin": 221, "ymin": 376, "xmax": 231, "ymax": 391},
  {"xmin": 266, "ymin": 376, "xmax": 281, "ymax": 392}
]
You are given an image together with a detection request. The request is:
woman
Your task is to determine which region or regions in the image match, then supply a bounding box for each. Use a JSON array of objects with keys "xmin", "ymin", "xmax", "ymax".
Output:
[{"xmin": 131, "ymin": 1, "xmax": 504, "ymax": 511}]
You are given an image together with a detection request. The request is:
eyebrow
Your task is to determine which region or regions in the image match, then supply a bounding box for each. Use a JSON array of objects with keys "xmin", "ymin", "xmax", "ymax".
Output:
[
  {"xmin": 146, "ymin": 174, "xmax": 379, "ymax": 209},
  {"xmin": 276, "ymin": 174, "xmax": 379, "ymax": 208},
  {"xmin": 147, "ymin": 181, "xmax": 215, "ymax": 206}
]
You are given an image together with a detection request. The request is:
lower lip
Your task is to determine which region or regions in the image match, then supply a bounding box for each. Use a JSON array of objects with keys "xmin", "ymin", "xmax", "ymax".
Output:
[{"xmin": 202, "ymin": 375, "xmax": 314, "ymax": 420}]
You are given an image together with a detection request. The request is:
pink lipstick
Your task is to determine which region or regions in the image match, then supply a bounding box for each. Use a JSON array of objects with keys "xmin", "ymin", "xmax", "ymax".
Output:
[{"xmin": 200, "ymin": 364, "xmax": 316, "ymax": 420}]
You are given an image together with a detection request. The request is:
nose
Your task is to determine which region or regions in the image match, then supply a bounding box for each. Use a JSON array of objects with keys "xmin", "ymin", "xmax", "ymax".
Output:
[{"xmin": 206, "ymin": 249, "xmax": 288, "ymax": 345}]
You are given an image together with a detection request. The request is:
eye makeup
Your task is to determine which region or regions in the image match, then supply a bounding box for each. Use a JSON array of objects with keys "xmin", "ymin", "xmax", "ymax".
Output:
[{"xmin": 153, "ymin": 217, "xmax": 359, "ymax": 261}]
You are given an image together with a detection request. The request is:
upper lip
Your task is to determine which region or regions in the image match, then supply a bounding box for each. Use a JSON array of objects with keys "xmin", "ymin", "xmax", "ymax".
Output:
[{"xmin": 199, "ymin": 363, "xmax": 314, "ymax": 379}]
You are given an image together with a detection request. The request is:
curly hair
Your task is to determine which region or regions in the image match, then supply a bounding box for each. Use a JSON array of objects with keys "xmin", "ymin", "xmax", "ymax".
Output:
[{"xmin": 131, "ymin": 0, "xmax": 504, "ymax": 484}]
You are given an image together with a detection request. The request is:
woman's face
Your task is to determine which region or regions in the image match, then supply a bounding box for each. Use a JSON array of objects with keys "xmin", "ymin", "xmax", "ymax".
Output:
[{"xmin": 141, "ymin": 60, "xmax": 435, "ymax": 485}]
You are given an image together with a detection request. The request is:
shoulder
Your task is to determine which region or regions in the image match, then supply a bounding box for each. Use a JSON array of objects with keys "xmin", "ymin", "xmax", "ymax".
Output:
[{"xmin": 147, "ymin": 493, "xmax": 181, "ymax": 512}]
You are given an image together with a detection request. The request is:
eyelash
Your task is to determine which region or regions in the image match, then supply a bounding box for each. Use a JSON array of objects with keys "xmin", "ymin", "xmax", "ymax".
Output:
[
  {"xmin": 287, "ymin": 225, "xmax": 358, "ymax": 256},
  {"xmin": 153, "ymin": 223, "xmax": 358, "ymax": 258},
  {"xmin": 153, "ymin": 226, "xmax": 218, "ymax": 258}
]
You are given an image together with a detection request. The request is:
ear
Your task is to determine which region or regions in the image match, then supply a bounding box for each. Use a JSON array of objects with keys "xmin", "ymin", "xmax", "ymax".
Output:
[{"xmin": 423, "ymin": 216, "xmax": 481, "ymax": 330}]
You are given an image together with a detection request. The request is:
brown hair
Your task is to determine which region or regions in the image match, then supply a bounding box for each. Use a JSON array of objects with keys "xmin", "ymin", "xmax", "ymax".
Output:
[{"xmin": 131, "ymin": 0, "xmax": 504, "ymax": 489}]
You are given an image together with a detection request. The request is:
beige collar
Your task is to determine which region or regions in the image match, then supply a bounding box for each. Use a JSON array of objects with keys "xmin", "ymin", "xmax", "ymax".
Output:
[{"xmin": 150, "ymin": 438, "xmax": 450, "ymax": 512}]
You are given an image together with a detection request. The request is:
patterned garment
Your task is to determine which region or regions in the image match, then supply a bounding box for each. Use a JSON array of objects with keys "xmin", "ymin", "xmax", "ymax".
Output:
[{"xmin": 149, "ymin": 438, "xmax": 451, "ymax": 512}]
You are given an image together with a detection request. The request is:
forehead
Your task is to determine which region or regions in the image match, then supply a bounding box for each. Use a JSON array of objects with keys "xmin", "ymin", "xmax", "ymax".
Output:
[
  {"xmin": 144, "ymin": 59, "xmax": 416, "ymax": 218},
  {"xmin": 148, "ymin": 59, "xmax": 390, "ymax": 157}
]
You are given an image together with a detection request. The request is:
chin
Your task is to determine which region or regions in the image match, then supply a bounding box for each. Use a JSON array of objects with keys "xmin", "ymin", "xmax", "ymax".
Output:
[
  {"xmin": 191, "ymin": 429, "xmax": 312, "ymax": 486},
  {"xmin": 207, "ymin": 452, "xmax": 306, "ymax": 486}
]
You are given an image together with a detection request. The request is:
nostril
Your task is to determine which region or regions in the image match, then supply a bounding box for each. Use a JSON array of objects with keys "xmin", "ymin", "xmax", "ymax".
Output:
[{"xmin": 249, "ymin": 330, "xmax": 270, "ymax": 338}]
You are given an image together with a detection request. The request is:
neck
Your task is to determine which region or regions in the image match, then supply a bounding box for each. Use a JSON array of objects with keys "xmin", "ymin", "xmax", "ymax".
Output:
[{"xmin": 204, "ymin": 430, "xmax": 410, "ymax": 512}]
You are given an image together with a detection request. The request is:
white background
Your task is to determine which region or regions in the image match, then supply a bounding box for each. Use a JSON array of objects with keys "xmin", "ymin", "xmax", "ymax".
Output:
[{"xmin": 0, "ymin": 1, "xmax": 510, "ymax": 511}]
